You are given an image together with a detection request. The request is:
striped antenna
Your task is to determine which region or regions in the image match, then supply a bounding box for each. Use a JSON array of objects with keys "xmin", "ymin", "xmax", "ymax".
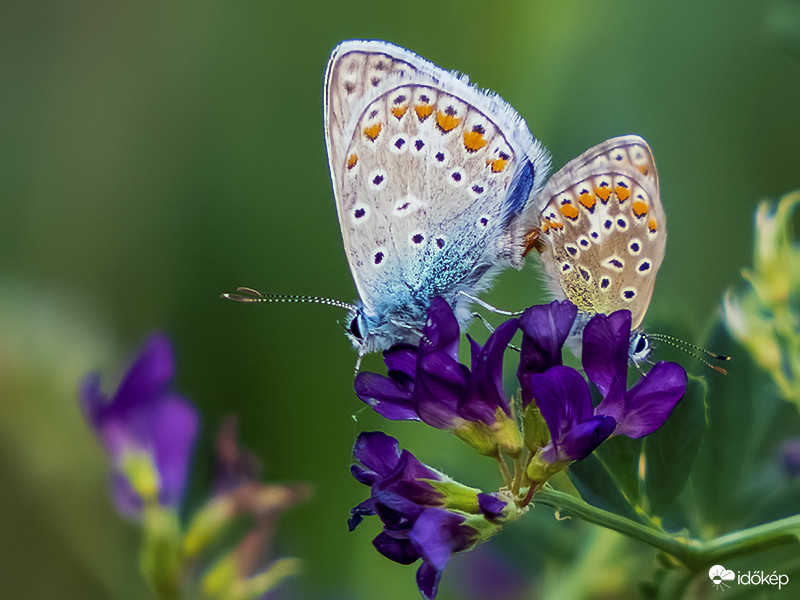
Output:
[
  {"xmin": 646, "ymin": 333, "xmax": 731, "ymax": 375},
  {"xmin": 221, "ymin": 287, "xmax": 357, "ymax": 311}
]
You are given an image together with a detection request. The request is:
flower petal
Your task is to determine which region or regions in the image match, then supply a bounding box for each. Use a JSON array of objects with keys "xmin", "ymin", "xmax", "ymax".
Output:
[
  {"xmin": 477, "ymin": 493, "xmax": 507, "ymax": 522},
  {"xmin": 149, "ymin": 394, "xmax": 199, "ymax": 507},
  {"xmin": 558, "ymin": 415, "xmax": 616, "ymax": 462},
  {"xmin": 409, "ymin": 509, "xmax": 471, "ymax": 571},
  {"xmin": 460, "ymin": 319, "xmax": 518, "ymax": 423},
  {"xmin": 373, "ymin": 531, "xmax": 420, "ymax": 565},
  {"xmin": 352, "ymin": 431, "xmax": 403, "ymax": 477},
  {"xmin": 79, "ymin": 372, "xmax": 106, "ymax": 428},
  {"xmin": 374, "ymin": 451, "xmax": 444, "ymax": 509},
  {"xmin": 348, "ymin": 498, "xmax": 377, "ymax": 531},
  {"xmin": 383, "ymin": 343, "xmax": 419, "ymax": 378},
  {"xmin": 415, "ymin": 352, "xmax": 468, "ymax": 429},
  {"xmin": 524, "ymin": 366, "xmax": 594, "ymax": 448},
  {"xmin": 114, "ymin": 333, "xmax": 175, "ymax": 413},
  {"xmin": 600, "ymin": 361, "xmax": 687, "ymax": 438},
  {"xmin": 110, "ymin": 471, "xmax": 144, "ymax": 517},
  {"xmin": 355, "ymin": 372, "xmax": 419, "ymax": 421},
  {"xmin": 416, "ymin": 560, "xmax": 442, "ymax": 600},
  {"xmin": 517, "ymin": 301, "xmax": 577, "ymax": 399},
  {"xmin": 420, "ymin": 297, "xmax": 461, "ymax": 361},
  {"xmin": 582, "ymin": 311, "xmax": 631, "ymax": 396}
]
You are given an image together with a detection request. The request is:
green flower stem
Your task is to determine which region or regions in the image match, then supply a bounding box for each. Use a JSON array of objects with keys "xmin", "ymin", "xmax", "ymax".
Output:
[
  {"xmin": 533, "ymin": 488, "xmax": 800, "ymax": 570},
  {"xmin": 495, "ymin": 454, "xmax": 512, "ymax": 487},
  {"xmin": 140, "ymin": 504, "xmax": 183, "ymax": 600}
]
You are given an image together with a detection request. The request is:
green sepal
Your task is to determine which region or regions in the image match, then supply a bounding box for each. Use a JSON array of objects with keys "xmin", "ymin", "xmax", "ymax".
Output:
[
  {"xmin": 526, "ymin": 449, "xmax": 566, "ymax": 486},
  {"xmin": 426, "ymin": 478, "xmax": 482, "ymax": 513},
  {"xmin": 140, "ymin": 504, "xmax": 183, "ymax": 599},
  {"xmin": 453, "ymin": 408, "xmax": 523, "ymax": 458},
  {"xmin": 522, "ymin": 400, "xmax": 550, "ymax": 453},
  {"xmin": 462, "ymin": 512, "xmax": 505, "ymax": 543},
  {"xmin": 120, "ymin": 449, "xmax": 160, "ymax": 504},
  {"xmin": 202, "ymin": 552, "xmax": 301, "ymax": 599},
  {"xmin": 182, "ymin": 496, "xmax": 235, "ymax": 560}
]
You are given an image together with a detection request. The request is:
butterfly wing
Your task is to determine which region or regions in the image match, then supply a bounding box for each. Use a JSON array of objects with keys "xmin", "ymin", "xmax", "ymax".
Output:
[
  {"xmin": 324, "ymin": 41, "xmax": 550, "ymax": 325},
  {"xmin": 534, "ymin": 136, "xmax": 665, "ymax": 329}
]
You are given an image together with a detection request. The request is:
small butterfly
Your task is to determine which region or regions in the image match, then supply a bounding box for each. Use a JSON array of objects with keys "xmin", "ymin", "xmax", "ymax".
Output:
[
  {"xmin": 526, "ymin": 136, "xmax": 729, "ymax": 372},
  {"xmin": 525, "ymin": 135, "xmax": 665, "ymax": 365},
  {"xmin": 226, "ymin": 40, "xmax": 550, "ymax": 364}
]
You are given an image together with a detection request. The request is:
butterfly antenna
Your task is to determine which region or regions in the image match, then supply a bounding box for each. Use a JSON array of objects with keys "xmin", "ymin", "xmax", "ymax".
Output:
[
  {"xmin": 646, "ymin": 333, "xmax": 730, "ymax": 375},
  {"xmin": 222, "ymin": 287, "xmax": 357, "ymax": 311}
]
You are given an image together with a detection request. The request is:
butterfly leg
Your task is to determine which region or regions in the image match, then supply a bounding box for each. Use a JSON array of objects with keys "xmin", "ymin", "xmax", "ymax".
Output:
[
  {"xmin": 388, "ymin": 319, "xmax": 430, "ymax": 346},
  {"xmin": 470, "ymin": 312, "xmax": 521, "ymax": 353},
  {"xmin": 458, "ymin": 291, "xmax": 521, "ymax": 316}
]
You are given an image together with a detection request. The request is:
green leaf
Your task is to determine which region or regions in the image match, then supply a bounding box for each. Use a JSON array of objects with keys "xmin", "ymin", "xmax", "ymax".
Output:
[
  {"xmin": 567, "ymin": 447, "xmax": 642, "ymax": 523},
  {"xmin": 643, "ymin": 374, "xmax": 708, "ymax": 515}
]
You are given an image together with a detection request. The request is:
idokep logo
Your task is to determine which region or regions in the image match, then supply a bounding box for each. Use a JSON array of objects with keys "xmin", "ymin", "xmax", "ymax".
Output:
[
  {"xmin": 709, "ymin": 565, "xmax": 735, "ymax": 591},
  {"xmin": 708, "ymin": 564, "xmax": 790, "ymax": 592}
]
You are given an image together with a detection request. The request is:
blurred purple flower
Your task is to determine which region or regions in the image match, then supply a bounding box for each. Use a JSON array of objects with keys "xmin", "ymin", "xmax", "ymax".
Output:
[
  {"xmin": 779, "ymin": 438, "xmax": 800, "ymax": 477},
  {"xmin": 350, "ymin": 432, "xmax": 488, "ymax": 600},
  {"xmin": 354, "ymin": 297, "xmax": 517, "ymax": 430},
  {"xmin": 80, "ymin": 333, "xmax": 199, "ymax": 516}
]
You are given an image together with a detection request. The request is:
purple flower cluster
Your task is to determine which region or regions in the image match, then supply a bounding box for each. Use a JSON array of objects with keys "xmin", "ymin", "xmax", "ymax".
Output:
[
  {"xmin": 80, "ymin": 334, "xmax": 310, "ymax": 597},
  {"xmin": 522, "ymin": 305, "xmax": 687, "ymax": 473},
  {"xmin": 352, "ymin": 298, "xmax": 687, "ymax": 598},
  {"xmin": 355, "ymin": 297, "xmax": 517, "ymax": 432},
  {"xmin": 350, "ymin": 431, "xmax": 506, "ymax": 600}
]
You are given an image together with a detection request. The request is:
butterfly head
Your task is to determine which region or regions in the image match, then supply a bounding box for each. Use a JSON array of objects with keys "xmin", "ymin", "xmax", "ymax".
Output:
[
  {"xmin": 342, "ymin": 301, "xmax": 428, "ymax": 357},
  {"xmin": 628, "ymin": 330, "xmax": 653, "ymax": 367},
  {"xmin": 344, "ymin": 306, "xmax": 369, "ymax": 348}
]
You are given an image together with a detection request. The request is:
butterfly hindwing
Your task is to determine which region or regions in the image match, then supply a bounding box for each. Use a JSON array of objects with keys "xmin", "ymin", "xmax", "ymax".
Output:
[{"xmin": 535, "ymin": 136, "xmax": 665, "ymax": 329}]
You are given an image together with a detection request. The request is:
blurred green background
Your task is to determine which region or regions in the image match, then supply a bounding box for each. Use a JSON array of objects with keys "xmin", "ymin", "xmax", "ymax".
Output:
[{"xmin": 2, "ymin": 1, "xmax": 800, "ymax": 598}]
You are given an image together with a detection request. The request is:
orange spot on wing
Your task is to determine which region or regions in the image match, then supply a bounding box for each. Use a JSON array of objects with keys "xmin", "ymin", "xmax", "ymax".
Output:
[
  {"xmin": 346, "ymin": 153, "xmax": 358, "ymax": 169},
  {"xmin": 363, "ymin": 123, "xmax": 382, "ymax": 141},
  {"xmin": 490, "ymin": 158, "xmax": 507, "ymax": 173},
  {"xmin": 648, "ymin": 218, "xmax": 658, "ymax": 232},
  {"xmin": 463, "ymin": 130, "xmax": 487, "ymax": 152},
  {"xmin": 595, "ymin": 185, "xmax": 611, "ymax": 202},
  {"xmin": 637, "ymin": 165, "xmax": 649, "ymax": 175},
  {"xmin": 578, "ymin": 191, "xmax": 596, "ymax": 210},
  {"xmin": 415, "ymin": 104, "xmax": 433, "ymax": 121},
  {"xmin": 615, "ymin": 184, "xmax": 631, "ymax": 202},
  {"xmin": 436, "ymin": 110, "xmax": 461, "ymax": 133},
  {"xmin": 391, "ymin": 106, "xmax": 408, "ymax": 119},
  {"xmin": 560, "ymin": 203, "xmax": 579, "ymax": 220},
  {"xmin": 632, "ymin": 200, "xmax": 648, "ymax": 217}
]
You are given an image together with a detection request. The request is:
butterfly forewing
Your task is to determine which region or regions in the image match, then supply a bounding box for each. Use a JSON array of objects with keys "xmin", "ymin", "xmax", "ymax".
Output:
[
  {"xmin": 324, "ymin": 41, "xmax": 549, "ymax": 338},
  {"xmin": 535, "ymin": 136, "xmax": 666, "ymax": 329}
]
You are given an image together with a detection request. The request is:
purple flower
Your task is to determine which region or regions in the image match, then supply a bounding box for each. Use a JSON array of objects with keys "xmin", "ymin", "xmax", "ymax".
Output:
[
  {"xmin": 80, "ymin": 333, "xmax": 199, "ymax": 516},
  {"xmin": 519, "ymin": 308, "xmax": 687, "ymax": 474},
  {"xmin": 350, "ymin": 432, "xmax": 498, "ymax": 599},
  {"xmin": 517, "ymin": 300, "xmax": 578, "ymax": 404},
  {"xmin": 587, "ymin": 312, "xmax": 687, "ymax": 438},
  {"xmin": 526, "ymin": 366, "xmax": 616, "ymax": 466},
  {"xmin": 355, "ymin": 297, "xmax": 518, "ymax": 431}
]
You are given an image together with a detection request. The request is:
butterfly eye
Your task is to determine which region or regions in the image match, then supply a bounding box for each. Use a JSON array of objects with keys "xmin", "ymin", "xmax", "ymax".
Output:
[
  {"xmin": 349, "ymin": 315, "xmax": 363, "ymax": 341},
  {"xmin": 635, "ymin": 336, "xmax": 648, "ymax": 355}
]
